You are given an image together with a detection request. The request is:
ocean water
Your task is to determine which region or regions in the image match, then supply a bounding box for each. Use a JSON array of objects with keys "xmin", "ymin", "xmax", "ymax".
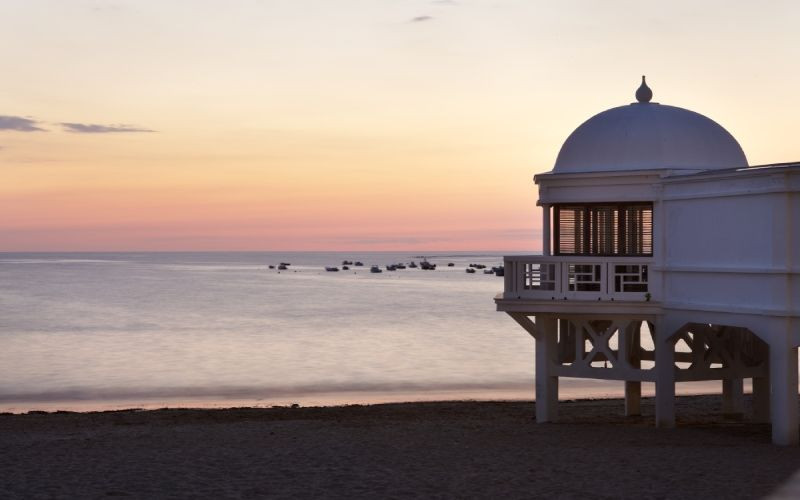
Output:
[{"xmin": 0, "ymin": 252, "xmax": 708, "ymax": 412}]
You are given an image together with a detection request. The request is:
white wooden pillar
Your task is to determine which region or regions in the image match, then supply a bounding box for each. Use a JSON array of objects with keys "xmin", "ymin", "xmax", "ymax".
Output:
[
  {"xmin": 655, "ymin": 319, "xmax": 676, "ymax": 428},
  {"xmin": 625, "ymin": 322, "xmax": 642, "ymax": 416},
  {"xmin": 769, "ymin": 341, "xmax": 798, "ymax": 445},
  {"xmin": 542, "ymin": 204, "xmax": 551, "ymax": 256},
  {"xmin": 535, "ymin": 316, "xmax": 559, "ymax": 423},
  {"xmin": 722, "ymin": 378, "xmax": 744, "ymax": 415},
  {"xmin": 753, "ymin": 374, "xmax": 771, "ymax": 423},
  {"xmin": 752, "ymin": 336, "xmax": 771, "ymax": 422}
]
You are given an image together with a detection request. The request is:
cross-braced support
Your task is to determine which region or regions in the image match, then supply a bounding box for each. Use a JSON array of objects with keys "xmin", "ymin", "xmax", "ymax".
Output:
[{"xmin": 507, "ymin": 312, "xmax": 791, "ymax": 443}]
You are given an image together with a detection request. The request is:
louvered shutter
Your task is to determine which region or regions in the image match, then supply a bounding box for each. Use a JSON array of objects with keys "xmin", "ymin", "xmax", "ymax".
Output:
[{"xmin": 554, "ymin": 203, "xmax": 653, "ymax": 256}]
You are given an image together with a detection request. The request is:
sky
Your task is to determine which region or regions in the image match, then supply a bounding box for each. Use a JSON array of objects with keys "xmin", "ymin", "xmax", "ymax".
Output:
[{"xmin": 2, "ymin": 0, "xmax": 799, "ymax": 251}]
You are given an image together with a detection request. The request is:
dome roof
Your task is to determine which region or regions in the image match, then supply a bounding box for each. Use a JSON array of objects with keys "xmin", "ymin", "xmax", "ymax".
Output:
[{"xmin": 553, "ymin": 78, "xmax": 748, "ymax": 173}]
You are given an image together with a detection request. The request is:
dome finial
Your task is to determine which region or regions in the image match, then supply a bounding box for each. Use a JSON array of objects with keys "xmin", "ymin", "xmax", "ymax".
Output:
[{"xmin": 636, "ymin": 75, "xmax": 653, "ymax": 103}]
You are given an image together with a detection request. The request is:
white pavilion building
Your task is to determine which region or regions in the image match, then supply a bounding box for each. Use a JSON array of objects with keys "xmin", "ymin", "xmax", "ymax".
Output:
[{"xmin": 496, "ymin": 77, "xmax": 800, "ymax": 445}]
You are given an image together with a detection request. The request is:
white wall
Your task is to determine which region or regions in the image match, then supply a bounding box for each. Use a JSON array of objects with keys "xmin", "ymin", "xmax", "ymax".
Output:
[{"xmin": 661, "ymin": 170, "xmax": 798, "ymax": 316}]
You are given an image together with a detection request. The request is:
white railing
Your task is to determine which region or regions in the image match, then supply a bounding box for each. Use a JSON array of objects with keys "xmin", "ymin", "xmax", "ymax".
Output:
[{"xmin": 503, "ymin": 255, "xmax": 654, "ymax": 301}]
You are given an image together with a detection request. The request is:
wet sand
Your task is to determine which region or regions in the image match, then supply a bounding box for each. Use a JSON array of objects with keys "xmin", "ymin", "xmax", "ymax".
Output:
[{"xmin": 2, "ymin": 395, "xmax": 799, "ymax": 499}]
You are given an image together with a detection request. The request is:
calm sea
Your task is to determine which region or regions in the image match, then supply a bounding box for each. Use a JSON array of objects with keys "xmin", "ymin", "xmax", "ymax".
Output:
[{"xmin": 0, "ymin": 252, "xmax": 711, "ymax": 412}]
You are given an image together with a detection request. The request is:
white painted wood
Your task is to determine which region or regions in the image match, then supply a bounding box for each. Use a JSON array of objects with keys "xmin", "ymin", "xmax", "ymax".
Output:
[
  {"xmin": 535, "ymin": 317, "xmax": 559, "ymax": 423},
  {"xmin": 542, "ymin": 204, "xmax": 551, "ymax": 256},
  {"xmin": 769, "ymin": 342, "xmax": 798, "ymax": 445},
  {"xmin": 753, "ymin": 375, "xmax": 771, "ymax": 423},
  {"xmin": 722, "ymin": 378, "xmax": 744, "ymax": 414},
  {"xmin": 625, "ymin": 322, "xmax": 641, "ymax": 416},
  {"xmin": 655, "ymin": 318, "xmax": 676, "ymax": 428}
]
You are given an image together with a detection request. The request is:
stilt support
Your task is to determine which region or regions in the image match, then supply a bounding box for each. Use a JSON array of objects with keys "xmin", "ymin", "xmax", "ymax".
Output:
[
  {"xmin": 625, "ymin": 381, "xmax": 641, "ymax": 417},
  {"xmin": 753, "ymin": 374, "xmax": 771, "ymax": 423},
  {"xmin": 625, "ymin": 322, "xmax": 641, "ymax": 416},
  {"xmin": 655, "ymin": 320, "xmax": 676, "ymax": 428},
  {"xmin": 769, "ymin": 342, "xmax": 798, "ymax": 446},
  {"xmin": 535, "ymin": 317, "xmax": 559, "ymax": 423},
  {"xmin": 722, "ymin": 378, "xmax": 744, "ymax": 415}
]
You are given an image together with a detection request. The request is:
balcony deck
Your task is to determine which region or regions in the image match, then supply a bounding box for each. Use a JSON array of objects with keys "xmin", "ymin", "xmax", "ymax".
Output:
[{"xmin": 496, "ymin": 255, "xmax": 660, "ymax": 314}]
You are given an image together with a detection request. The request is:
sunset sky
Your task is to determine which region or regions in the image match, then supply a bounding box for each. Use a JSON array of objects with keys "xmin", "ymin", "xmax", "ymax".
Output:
[{"xmin": 2, "ymin": 0, "xmax": 799, "ymax": 251}]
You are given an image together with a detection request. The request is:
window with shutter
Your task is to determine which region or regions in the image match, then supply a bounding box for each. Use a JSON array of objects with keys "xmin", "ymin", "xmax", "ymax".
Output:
[{"xmin": 554, "ymin": 203, "xmax": 653, "ymax": 256}]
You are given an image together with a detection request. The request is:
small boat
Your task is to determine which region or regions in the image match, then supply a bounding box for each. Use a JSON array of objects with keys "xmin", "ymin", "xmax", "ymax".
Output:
[
  {"xmin": 342, "ymin": 260, "xmax": 353, "ymax": 265},
  {"xmin": 483, "ymin": 269, "xmax": 494, "ymax": 274},
  {"xmin": 395, "ymin": 263, "xmax": 406, "ymax": 269},
  {"xmin": 420, "ymin": 260, "xmax": 436, "ymax": 270},
  {"xmin": 325, "ymin": 266, "xmax": 339, "ymax": 272},
  {"xmin": 494, "ymin": 266, "xmax": 504, "ymax": 277},
  {"xmin": 278, "ymin": 264, "xmax": 288, "ymax": 270},
  {"xmin": 466, "ymin": 268, "xmax": 476, "ymax": 274},
  {"xmin": 408, "ymin": 261, "xmax": 418, "ymax": 268},
  {"xmin": 342, "ymin": 265, "xmax": 350, "ymax": 270},
  {"xmin": 370, "ymin": 265, "xmax": 382, "ymax": 273},
  {"xmin": 268, "ymin": 265, "xmax": 275, "ymax": 269},
  {"xmin": 354, "ymin": 261, "xmax": 364, "ymax": 267},
  {"xmin": 447, "ymin": 263, "xmax": 454, "ymax": 267},
  {"xmin": 280, "ymin": 262, "xmax": 291, "ymax": 266},
  {"xmin": 386, "ymin": 265, "xmax": 397, "ymax": 271}
]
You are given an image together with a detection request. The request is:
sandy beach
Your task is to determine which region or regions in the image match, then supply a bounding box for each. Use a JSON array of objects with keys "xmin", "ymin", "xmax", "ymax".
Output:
[{"xmin": 2, "ymin": 395, "xmax": 799, "ymax": 499}]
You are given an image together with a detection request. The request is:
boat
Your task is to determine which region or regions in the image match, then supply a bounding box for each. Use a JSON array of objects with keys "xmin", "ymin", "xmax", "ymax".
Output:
[
  {"xmin": 466, "ymin": 268, "xmax": 476, "ymax": 274},
  {"xmin": 342, "ymin": 260, "xmax": 353, "ymax": 265},
  {"xmin": 370, "ymin": 265, "xmax": 382, "ymax": 273},
  {"xmin": 280, "ymin": 262, "xmax": 291, "ymax": 266},
  {"xmin": 354, "ymin": 261, "xmax": 364, "ymax": 267},
  {"xmin": 325, "ymin": 266, "xmax": 339, "ymax": 272},
  {"xmin": 447, "ymin": 263, "xmax": 454, "ymax": 267},
  {"xmin": 494, "ymin": 266, "xmax": 504, "ymax": 277},
  {"xmin": 386, "ymin": 265, "xmax": 397, "ymax": 271},
  {"xmin": 395, "ymin": 263, "xmax": 406, "ymax": 269},
  {"xmin": 483, "ymin": 269, "xmax": 494, "ymax": 274},
  {"xmin": 278, "ymin": 264, "xmax": 288, "ymax": 270},
  {"xmin": 408, "ymin": 261, "xmax": 418, "ymax": 268},
  {"xmin": 342, "ymin": 265, "xmax": 350, "ymax": 270},
  {"xmin": 268, "ymin": 265, "xmax": 275, "ymax": 269},
  {"xmin": 420, "ymin": 260, "xmax": 436, "ymax": 270}
]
